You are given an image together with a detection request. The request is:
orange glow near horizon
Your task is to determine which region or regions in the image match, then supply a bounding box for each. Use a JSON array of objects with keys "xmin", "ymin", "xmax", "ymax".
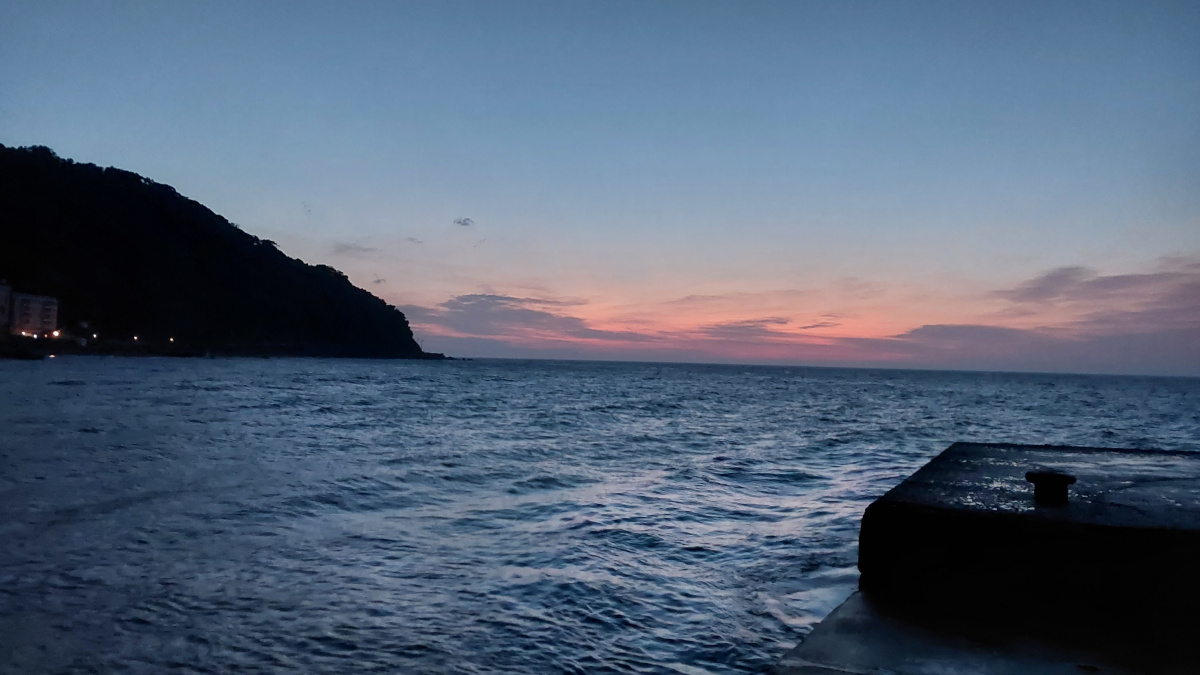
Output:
[
  {"xmin": 405, "ymin": 289, "xmax": 986, "ymax": 364},
  {"xmin": 264, "ymin": 230, "xmax": 1197, "ymax": 372},
  {"xmin": 399, "ymin": 257, "xmax": 1200, "ymax": 371}
]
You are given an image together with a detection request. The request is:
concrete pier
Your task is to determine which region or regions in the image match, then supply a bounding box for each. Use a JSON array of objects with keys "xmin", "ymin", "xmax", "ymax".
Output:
[{"xmin": 775, "ymin": 443, "xmax": 1200, "ymax": 675}]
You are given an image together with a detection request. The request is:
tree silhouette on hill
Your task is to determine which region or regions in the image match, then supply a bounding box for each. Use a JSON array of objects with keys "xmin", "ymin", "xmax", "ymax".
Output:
[{"xmin": 0, "ymin": 144, "xmax": 439, "ymax": 358}]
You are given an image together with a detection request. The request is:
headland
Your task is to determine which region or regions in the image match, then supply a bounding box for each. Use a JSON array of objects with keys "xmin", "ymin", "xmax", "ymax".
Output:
[{"xmin": 0, "ymin": 144, "xmax": 440, "ymax": 359}]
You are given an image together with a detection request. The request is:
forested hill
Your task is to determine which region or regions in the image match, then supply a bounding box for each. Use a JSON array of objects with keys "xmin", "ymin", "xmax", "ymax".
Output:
[{"xmin": 0, "ymin": 144, "xmax": 438, "ymax": 358}]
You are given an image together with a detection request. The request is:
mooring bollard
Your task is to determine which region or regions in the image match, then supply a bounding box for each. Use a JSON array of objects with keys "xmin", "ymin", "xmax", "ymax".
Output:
[{"xmin": 1024, "ymin": 469, "xmax": 1077, "ymax": 506}]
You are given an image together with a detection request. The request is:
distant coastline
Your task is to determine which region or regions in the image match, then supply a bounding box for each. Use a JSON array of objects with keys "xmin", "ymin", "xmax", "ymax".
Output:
[
  {"xmin": 0, "ymin": 144, "xmax": 443, "ymax": 360},
  {"xmin": 0, "ymin": 337, "xmax": 449, "ymax": 360}
]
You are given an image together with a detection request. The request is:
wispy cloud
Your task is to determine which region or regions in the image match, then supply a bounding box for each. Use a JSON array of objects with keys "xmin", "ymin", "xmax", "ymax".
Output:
[
  {"xmin": 330, "ymin": 241, "xmax": 381, "ymax": 256},
  {"xmin": 834, "ymin": 320, "xmax": 1199, "ymax": 375},
  {"xmin": 833, "ymin": 259, "xmax": 1200, "ymax": 373},
  {"xmin": 991, "ymin": 257, "xmax": 1200, "ymax": 338},
  {"xmin": 401, "ymin": 294, "xmax": 652, "ymax": 343},
  {"xmin": 995, "ymin": 259, "xmax": 1199, "ymax": 306},
  {"xmin": 699, "ymin": 317, "xmax": 791, "ymax": 340},
  {"xmin": 994, "ymin": 266, "xmax": 1093, "ymax": 303}
]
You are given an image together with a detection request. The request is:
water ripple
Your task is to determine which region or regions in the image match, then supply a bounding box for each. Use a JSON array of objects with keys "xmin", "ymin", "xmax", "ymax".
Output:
[{"xmin": 0, "ymin": 358, "xmax": 1196, "ymax": 673}]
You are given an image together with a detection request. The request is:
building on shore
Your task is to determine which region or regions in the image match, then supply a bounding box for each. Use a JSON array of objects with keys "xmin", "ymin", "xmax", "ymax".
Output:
[
  {"xmin": 0, "ymin": 283, "xmax": 10, "ymax": 334},
  {"xmin": 11, "ymin": 292, "xmax": 58, "ymax": 337}
]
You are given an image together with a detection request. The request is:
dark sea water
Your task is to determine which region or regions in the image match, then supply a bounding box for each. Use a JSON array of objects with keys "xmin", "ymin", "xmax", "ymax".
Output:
[{"xmin": 1, "ymin": 357, "xmax": 1197, "ymax": 674}]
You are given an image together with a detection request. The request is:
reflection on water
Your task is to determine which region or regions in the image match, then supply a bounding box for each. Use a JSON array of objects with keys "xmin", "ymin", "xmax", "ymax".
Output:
[{"xmin": 1, "ymin": 358, "xmax": 1196, "ymax": 673}]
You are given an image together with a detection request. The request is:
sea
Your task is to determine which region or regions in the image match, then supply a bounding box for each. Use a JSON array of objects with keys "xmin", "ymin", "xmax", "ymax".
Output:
[{"xmin": 1, "ymin": 357, "xmax": 1197, "ymax": 674}]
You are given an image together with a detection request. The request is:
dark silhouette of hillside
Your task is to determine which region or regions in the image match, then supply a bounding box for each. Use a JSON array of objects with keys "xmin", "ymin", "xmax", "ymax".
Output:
[{"xmin": 0, "ymin": 144, "xmax": 439, "ymax": 358}]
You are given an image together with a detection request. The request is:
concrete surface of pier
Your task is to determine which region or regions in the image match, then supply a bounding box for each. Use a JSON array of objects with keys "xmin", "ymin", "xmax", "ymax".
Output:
[{"xmin": 775, "ymin": 443, "xmax": 1200, "ymax": 675}]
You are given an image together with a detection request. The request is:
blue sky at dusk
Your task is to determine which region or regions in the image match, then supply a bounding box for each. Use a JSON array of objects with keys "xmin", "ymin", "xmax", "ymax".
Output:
[{"xmin": 2, "ymin": 1, "xmax": 1197, "ymax": 374}]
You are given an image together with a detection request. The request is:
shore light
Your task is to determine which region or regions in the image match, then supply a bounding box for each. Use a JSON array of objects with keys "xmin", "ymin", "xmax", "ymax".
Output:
[
  {"xmin": 93, "ymin": 334, "xmax": 98, "ymax": 339},
  {"xmin": 52, "ymin": 330, "xmax": 60, "ymax": 337},
  {"xmin": 170, "ymin": 337, "xmax": 174, "ymax": 342},
  {"xmin": 133, "ymin": 336, "xmax": 138, "ymax": 341}
]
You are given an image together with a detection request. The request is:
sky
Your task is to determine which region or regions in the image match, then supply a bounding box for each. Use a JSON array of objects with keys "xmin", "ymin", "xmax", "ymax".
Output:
[{"xmin": 2, "ymin": 1, "xmax": 1198, "ymax": 375}]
